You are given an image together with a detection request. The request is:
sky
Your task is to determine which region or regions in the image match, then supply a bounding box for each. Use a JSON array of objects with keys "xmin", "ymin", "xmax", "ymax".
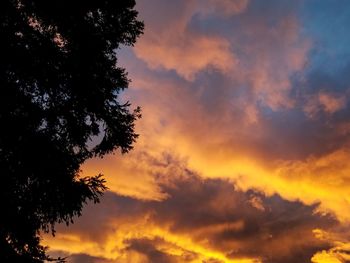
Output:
[{"xmin": 43, "ymin": 1, "xmax": 350, "ymax": 262}]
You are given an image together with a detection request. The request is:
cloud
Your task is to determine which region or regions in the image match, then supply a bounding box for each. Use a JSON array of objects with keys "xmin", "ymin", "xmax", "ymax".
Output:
[
  {"xmin": 274, "ymin": 149, "xmax": 350, "ymax": 222},
  {"xmin": 311, "ymin": 227, "xmax": 350, "ymax": 263},
  {"xmin": 43, "ymin": 1, "xmax": 350, "ymax": 263},
  {"xmin": 304, "ymin": 92, "xmax": 347, "ymax": 118},
  {"xmin": 206, "ymin": 0, "xmax": 249, "ymax": 16},
  {"xmin": 81, "ymin": 150, "xmax": 169, "ymax": 201},
  {"xmin": 44, "ymin": 165, "xmax": 336, "ymax": 263},
  {"xmin": 134, "ymin": 0, "xmax": 237, "ymax": 81},
  {"xmin": 135, "ymin": 33, "xmax": 236, "ymax": 81},
  {"xmin": 134, "ymin": 0, "xmax": 311, "ymax": 111}
]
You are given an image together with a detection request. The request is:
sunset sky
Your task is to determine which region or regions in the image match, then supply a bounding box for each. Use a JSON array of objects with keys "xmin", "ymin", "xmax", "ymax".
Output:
[{"xmin": 43, "ymin": 1, "xmax": 350, "ymax": 262}]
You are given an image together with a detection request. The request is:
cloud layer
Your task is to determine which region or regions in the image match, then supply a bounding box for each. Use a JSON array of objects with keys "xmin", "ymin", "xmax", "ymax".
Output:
[
  {"xmin": 45, "ymin": 168, "xmax": 337, "ymax": 263},
  {"xmin": 44, "ymin": 0, "xmax": 350, "ymax": 262}
]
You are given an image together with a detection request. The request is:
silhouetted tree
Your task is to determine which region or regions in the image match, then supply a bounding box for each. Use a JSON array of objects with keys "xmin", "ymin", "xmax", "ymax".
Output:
[{"xmin": 0, "ymin": 0, "xmax": 143, "ymax": 262}]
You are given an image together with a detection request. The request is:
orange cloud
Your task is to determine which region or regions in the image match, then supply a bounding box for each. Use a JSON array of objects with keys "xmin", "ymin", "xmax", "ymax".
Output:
[
  {"xmin": 81, "ymin": 151, "xmax": 169, "ymax": 201},
  {"xmin": 135, "ymin": 33, "xmax": 237, "ymax": 81},
  {"xmin": 235, "ymin": 15, "xmax": 311, "ymax": 110},
  {"xmin": 304, "ymin": 92, "xmax": 347, "ymax": 118},
  {"xmin": 312, "ymin": 228, "xmax": 350, "ymax": 263},
  {"xmin": 134, "ymin": 0, "xmax": 238, "ymax": 81},
  {"xmin": 135, "ymin": 0, "xmax": 311, "ymax": 113},
  {"xmin": 43, "ymin": 1, "xmax": 350, "ymax": 262},
  {"xmin": 44, "ymin": 174, "xmax": 335, "ymax": 263}
]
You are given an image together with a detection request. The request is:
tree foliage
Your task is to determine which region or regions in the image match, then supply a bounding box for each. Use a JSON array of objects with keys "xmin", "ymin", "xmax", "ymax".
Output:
[{"xmin": 0, "ymin": 0, "xmax": 143, "ymax": 261}]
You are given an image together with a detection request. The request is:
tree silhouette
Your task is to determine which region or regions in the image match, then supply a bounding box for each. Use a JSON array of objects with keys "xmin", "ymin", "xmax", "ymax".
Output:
[{"xmin": 0, "ymin": 0, "xmax": 143, "ymax": 262}]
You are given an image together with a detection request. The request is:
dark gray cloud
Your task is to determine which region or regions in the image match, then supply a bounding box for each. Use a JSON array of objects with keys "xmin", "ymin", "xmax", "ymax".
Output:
[
  {"xmin": 52, "ymin": 165, "xmax": 337, "ymax": 263},
  {"xmin": 124, "ymin": 238, "xmax": 188, "ymax": 263}
]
